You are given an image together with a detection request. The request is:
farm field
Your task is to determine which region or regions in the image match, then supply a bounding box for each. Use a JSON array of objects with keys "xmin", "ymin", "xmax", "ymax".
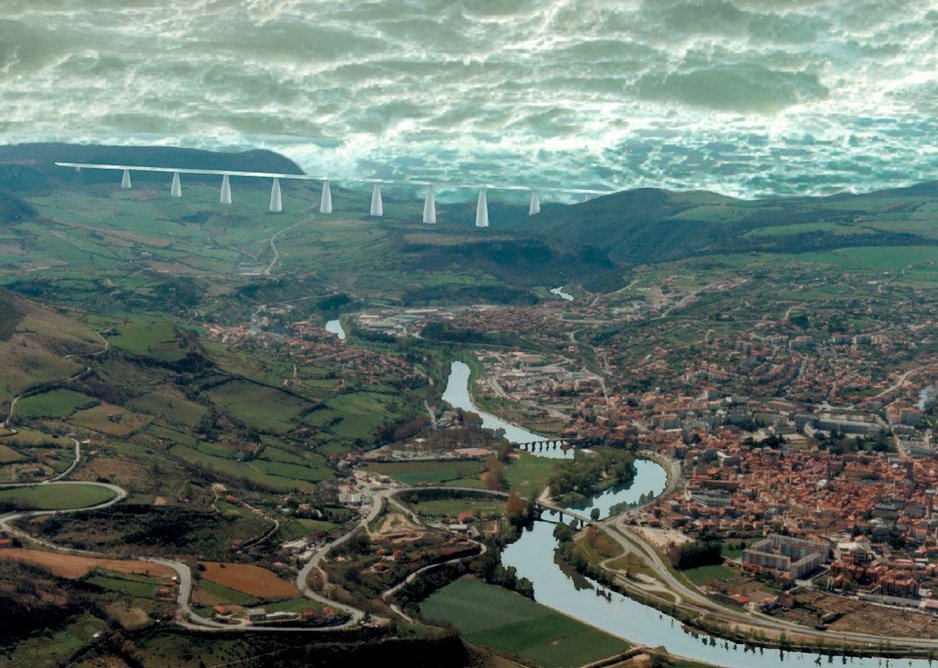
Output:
[
  {"xmin": 207, "ymin": 380, "xmax": 312, "ymax": 434},
  {"xmin": 0, "ymin": 548, "xmax": 174, "ymax": 579},
  {"xmin": 107, "ymin": 320, "xmax": 190, "ymax": 362},
  {"xmin": 69, "ymin": 402, "xmax": 149, "ymax": 436},
  {"xmin": 794, "ymin": 246, "xmax": 938, "ymax": 284},
  {"xmin": 128, "ymin": 390, "xmax": 207, "ymax": 427},
  {"xmin": 167, "ymin": 443, "xmax": 331, "ymax": 490},
  {"xmin": 0, "ymin": 444, "xmax": 24, "ymax": 463},
  {"xmin": 321, "ymin": 391, "xmax": 403, "ymax": 440},
  {"xmin": 0, "ymin": 428, "xmax": 71, "ymax": 449},
  {"xmin": 682, "ymin": 564, "xmax": 740, "ymax": 586},
  {"xmin": 420, "ymin": 576, "xmax": 628, "ymax": 667},
  {"xmin": 15, "ymin": 389, "xmax": 96, "ymax": 419},
  {"xmin": 410, "ymin": 497, "xmax": 505, "ymax": 519},
  {"xmin": 366, "ymin": 460, "xmax": 484, "ymax": 486},
  {"xmin": 0, "ymin": 483, "xmax": 116, "ymax": 510},
  {"xmin": 86, "ymin": 571, "xmax": 168, "ymax": 598},
  {"xmin": 503, "ymin": 452, "xmax": 556, "ymax": 495},
  {"xmin": 198, "ymin": 561, "xmax": 300, "ymax": 600}
]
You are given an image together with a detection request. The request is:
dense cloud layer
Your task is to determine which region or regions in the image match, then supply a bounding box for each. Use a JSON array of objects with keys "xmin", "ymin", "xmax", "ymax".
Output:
[{"xmin": 0, "ymin": 0, "xmax": 936, "ymax": 197}]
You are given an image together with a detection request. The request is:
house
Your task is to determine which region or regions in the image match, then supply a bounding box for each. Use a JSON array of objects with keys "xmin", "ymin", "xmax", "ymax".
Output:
[
  {"xmin": 265, "ymin": 611, "xmax": 299, "ymax": 623},
  {"xmin": 246, "ymin": 607, "xmax": 267, "ymax": 622},
  {"xmin": 213, "ymin": 605, "xmax": 233, "ymax": 621}
]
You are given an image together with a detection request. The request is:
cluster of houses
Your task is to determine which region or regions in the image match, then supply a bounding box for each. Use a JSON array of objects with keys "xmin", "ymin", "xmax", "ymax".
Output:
[{"xmin": 212, "ymin": 604, "xmax": 344, "ymax": 626}]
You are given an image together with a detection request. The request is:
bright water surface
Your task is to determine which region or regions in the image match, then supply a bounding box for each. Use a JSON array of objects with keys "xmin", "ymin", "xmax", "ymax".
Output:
[
  {"xmin": 440, "ymin": 361, "xmax": 570, "ymax": 459},
  {"xmin": 325, "ymin": 318, "xmax": 346, "ymax": 340},
  {"xmin": 442, "ymin": 360, "xmax": 934, "ymax": 667},
  {"xmin": 550, "ymin": 287, "xmax": 574, "ymax": 301}
]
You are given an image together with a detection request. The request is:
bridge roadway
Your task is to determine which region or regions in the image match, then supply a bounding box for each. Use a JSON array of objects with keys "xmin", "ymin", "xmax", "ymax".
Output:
[{"xmin": 394, "ymin": 486, "xmax": 594, "ymax": 527}]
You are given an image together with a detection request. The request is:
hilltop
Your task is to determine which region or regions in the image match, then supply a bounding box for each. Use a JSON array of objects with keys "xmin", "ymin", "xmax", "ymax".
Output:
[{"xmin": 511, "ymin": 182, "xmax": 938, "ymax": 268}]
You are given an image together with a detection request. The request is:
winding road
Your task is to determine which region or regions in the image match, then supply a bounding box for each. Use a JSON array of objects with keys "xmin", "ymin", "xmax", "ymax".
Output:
[{"xmin": 0, "ymin": 435, "xmax": 370, "ymax": 634}]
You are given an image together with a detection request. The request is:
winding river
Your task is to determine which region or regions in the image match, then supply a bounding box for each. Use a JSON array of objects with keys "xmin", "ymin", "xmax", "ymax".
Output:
[{"xmin": 442, "ymin": 360, "xmax": 932, "ymax": 667}]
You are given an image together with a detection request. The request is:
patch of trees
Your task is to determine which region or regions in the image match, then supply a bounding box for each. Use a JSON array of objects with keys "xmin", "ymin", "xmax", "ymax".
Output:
[
  {"xmin": 374, "ymin": 414, "xmax": 430, "ymax": 445},
  {"xmin": 419, "ymin": 322, "xmax": 523, "ymax": 348},
  {"xmin": 480, "ymin": 457, "xmax": 505, "ymax": 490},
  {"xmin": 505, "ymin": 492, "xmax": 536, "ymax": 529},
  {"xmin": 316, "ymin": 292, "xmax": 351, "ymax": 314},
  {"xmin": 0, "ymin": 289, "xmax": 23, "ymax": 340},
  {"xmin": 669, "ymin": 539, "xmax": 723, "ymax": 570},
  {"xmin": 401, "ymin": 284, "xmax": 540, "ymax": 307},
  {"xmin": 548, "ymin": 449, "xmax": 636, "ymax": 506},
  {"xmin": 817, "ymin": 430, "xmax": 892, "ymax": 455},
  {"xmin": 398, "ymin": 488, "xmax": 498, "ymax": 505},
  {"xmin": 331, "ymin": 530, "xmax": 371, "ymax": 558},
  {"xmin": 553, "ymin": 520, "xmax": 616, "ymax": 590},
  {"xmin": 0, "ymin": 561, "xmax": 103, "ymax": 645},
  {"xmin": 470, "ymin": 536, "xmax": 535, "ymax": 599}
]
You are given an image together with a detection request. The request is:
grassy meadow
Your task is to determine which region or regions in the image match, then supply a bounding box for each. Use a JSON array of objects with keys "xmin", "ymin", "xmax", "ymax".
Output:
[{"xmin": 420, "ymin": 576, "xmax": 628, "ymax": 667}]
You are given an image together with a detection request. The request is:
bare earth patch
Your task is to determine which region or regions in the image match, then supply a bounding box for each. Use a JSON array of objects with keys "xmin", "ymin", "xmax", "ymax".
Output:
[
  {"xmin": 633, "ymin": 526, "xmax": 692, "ymax": 552},
  {"xmin": 0, "ymin": 548, "xmax": 173, "ymax": 579},
  {"xmin": 199, "ymin": 561, "xmax": 299, "ymax": 600}
]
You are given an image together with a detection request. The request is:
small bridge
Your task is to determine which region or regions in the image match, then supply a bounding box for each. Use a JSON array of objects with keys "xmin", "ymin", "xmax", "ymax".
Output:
[{"xmin": 393, "ymin": 486, "xmax": 594, "ymax": 529}]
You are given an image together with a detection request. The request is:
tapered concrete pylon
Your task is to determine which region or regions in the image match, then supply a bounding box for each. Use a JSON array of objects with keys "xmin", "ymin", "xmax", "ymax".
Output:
[
  {"xmin": 171, "ymin": 171, "xmax": 182, "ymax": 198},
  {"xmin": 269, "ymin": 178, "xmax": 282, "ymax": 213},
  {"xmin": 529, "ymin": 190, "xmax": 540, "ymax": 215},
  {"xmin": 121, "ymin": 169, "xmax": 131, "ymax": 189},
  {"xmin": 370, "ymin": 184, "xmax": 383, "ymax": 217},
  {"xmin": 422, "ymin": 185, "xmax": 436, "ymax": 224},
  {"xmin": 320, "ymin": 180, "xmax": 332, "ymax": 213},
  {"xmin": 220, "ymin": 174, "xmax": 232, "ymax": 204},
  {"xmin": 475, "ymin": 188, "xmax": 489, "ymax": 228}
]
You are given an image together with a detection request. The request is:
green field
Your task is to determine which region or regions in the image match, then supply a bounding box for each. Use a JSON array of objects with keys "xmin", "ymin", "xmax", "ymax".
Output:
[
  {"xmin": 0, "ymin": 428, "xmax": 71, "ymax": 448},
  {"xmin": 0, "ymin": 483, "xmax": 116, "ymax": 510},
  {"xmin": 168, "ymin": 443, "xmax": 330, "ymax": 491},
  {"xmin": 107, "ymin": 321, "xmax": 190, "ymax": 362},
  {"xmin": 421, "ymin": 576, "xmax": 628, "ymax": 667},
  {"xmin": 797, "ymin": 245, "xmax": 938, "ymax": 275},
  {"xmin": 682, "ymin": 563, "xmax": 739, "ymax": 586},
  {"xmin": 745, "ymin": 222, "xmax": 864, "ymax": 237},
  {"xmin": 207, "ymin": 380, "xmax": 312, "ymax": 434},
  {"xmin": 504, "ymin": 452, "xmax": 557, "ymax": 495},
  {"xmin": 322, "ymin": 391, "xmax": 403, "ymax": 440},
  {"xmin": 86, "ymin": 571, "xmax": 165, "ymax": 598},
  {"xmin": 367, "ymin": 460, "xmax": 484, "ymax": 486},
  {"xmin": 411, "ymin": 497, "xmax": 504, "ymax": 519},
  {"xmin": 129, "ymin": 391, "xmax": 207, "ymax": 427},
  {"xmin": 16, "ymin": 389, "xmax": 96, "ymax": 419},
  {"xmin": 196, "ymin": 578, "xmax": 263, "ymax": 606},
  {"xmin": 0, "ymin": 443, "xmax": 24, "ymax": 463}
]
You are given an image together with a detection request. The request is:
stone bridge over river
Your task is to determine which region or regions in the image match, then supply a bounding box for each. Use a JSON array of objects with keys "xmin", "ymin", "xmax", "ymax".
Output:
[
  {"xmin": 394, "ymin": 486, "xmax": 595, "ymax": 529},
  {"xmin": 513, "ymin": 438, "xmax": 588, "ymax": 454}
]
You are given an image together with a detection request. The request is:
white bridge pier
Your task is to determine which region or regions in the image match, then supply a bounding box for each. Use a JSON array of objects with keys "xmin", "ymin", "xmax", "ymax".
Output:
[{"xmin": 55, "ymin": 161, "xmax": 613, "ymax": 226}]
